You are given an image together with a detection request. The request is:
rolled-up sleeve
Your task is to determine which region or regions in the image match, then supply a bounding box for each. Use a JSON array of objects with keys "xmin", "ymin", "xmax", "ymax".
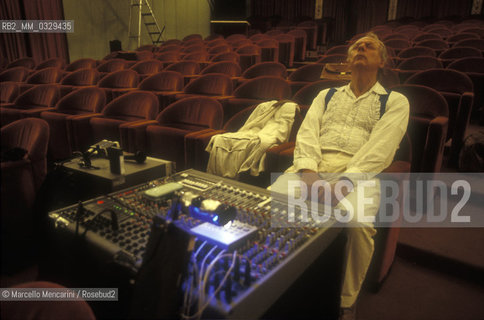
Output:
[{"xmin": 293, "ymin": 89, "xmax": 328, "ymax": 172}]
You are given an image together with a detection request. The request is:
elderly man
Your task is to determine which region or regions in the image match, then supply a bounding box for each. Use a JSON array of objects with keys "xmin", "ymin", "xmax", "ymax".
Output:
[{"xmin": 271, "ymin": 33, "xmax": 409, "ymax": 320}]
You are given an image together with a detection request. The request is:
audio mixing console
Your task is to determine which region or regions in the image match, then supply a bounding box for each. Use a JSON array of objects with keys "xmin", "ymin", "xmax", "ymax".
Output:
[{"xmin": 48, "ymin": 169, "xmax": 341, "ymax": 319}]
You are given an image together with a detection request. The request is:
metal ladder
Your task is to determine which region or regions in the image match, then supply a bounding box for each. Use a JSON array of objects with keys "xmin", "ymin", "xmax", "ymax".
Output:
[{"xmin": 128, "ymin": 0, "xmax": 165, "ymax": 48}]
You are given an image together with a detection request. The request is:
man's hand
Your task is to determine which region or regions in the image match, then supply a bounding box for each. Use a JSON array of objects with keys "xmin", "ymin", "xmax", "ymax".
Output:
[
  {"xmin": 327, "ymin": 178, "xmax": 354, "ymax": 207},
  {"xmin": 300, "ymin": 170, "xmax": 354, "ymax": 207}
]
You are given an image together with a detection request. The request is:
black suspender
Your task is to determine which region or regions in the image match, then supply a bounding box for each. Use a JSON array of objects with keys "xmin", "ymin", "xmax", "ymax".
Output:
[{"xmin": 324, "ymin": 88, "xmax": 391, "ymax": 118}]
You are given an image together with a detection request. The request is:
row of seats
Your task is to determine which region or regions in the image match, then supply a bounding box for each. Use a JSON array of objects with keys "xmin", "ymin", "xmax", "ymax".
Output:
[{"xmin": 1, "ymin": 61, "xmax": 478, "ymax": 169}]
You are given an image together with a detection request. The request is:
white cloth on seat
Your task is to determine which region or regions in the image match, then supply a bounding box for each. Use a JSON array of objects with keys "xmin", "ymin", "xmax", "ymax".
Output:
[{"xmin": 206, "ymin": 100, "xmax": 298, "ymax": 178}]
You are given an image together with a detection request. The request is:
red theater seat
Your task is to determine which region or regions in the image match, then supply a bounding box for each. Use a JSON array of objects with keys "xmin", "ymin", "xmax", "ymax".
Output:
[
  {"xmin": 223, "ymin": 75, "xmax": 291, "ymax": 122},
  {"xmin": 1, "ymin": 119, "xmax": 49, "ymax": 272},
  {"xmin": 0, "ymin": 67, "xmax": 31, "ymax": 82},
  {"xmin": 6, "ymin": 57, "xmax": 35, "ymax": 70},
  {"xmin": 287, "ymin": 63, "xmax": 326, "ymax": 96},
  {"xmin": 406, "ymin": 68, "xmax": 474, "ymax": 165},
  {"xmin": 85, "ymin": 91, "xmax": 159, "ymax": 150},
  {"xmin": 40, "ymin": 87, "xmax": 106, "ymax": 159},
  {"xmin": 122, "ymin": 97, "xmax": 223, "ymax": 168},
  {"xmin": 65, "ymin": 58, "xmax": 97, "ymax": 71},
  {"xmin": 35, "ymin": 57, "xmax": 65, "ymax": 70},
  {"xmin": 0, "ymin": 82, "xmax": 20, "ymax": 104},
  {"xmin": 97, "ymin": 69, "xmax": 139, "ymax": 102},
  {"xmin": 138, "ymin": 71, "xmax": 185, "ymax": 112},
  {"xmin": 0, "ymin": 84, "xmax": 59, "ymax": 126},
  {"xmin": 21, "ymin": 67, "xmax": 63, "ymax": 93},
  {"xmin": 392, "ymin": 84, "xmax": 449, "ymax": 172},
  {"xmin": 59, "ymin": 68, "xmax": 100, "ymax": 96}
]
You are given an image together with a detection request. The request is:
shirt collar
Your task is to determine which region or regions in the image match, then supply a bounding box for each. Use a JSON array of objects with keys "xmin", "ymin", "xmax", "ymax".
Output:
[{"xmin": 342, "ymin": 81, "xmax": 388, "ymax": 97}]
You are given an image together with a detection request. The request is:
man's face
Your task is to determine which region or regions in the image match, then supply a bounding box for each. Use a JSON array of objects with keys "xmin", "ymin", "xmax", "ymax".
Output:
[{"xmin": 347, "ymin": 37, "xmax": 385, "ymax": 71}]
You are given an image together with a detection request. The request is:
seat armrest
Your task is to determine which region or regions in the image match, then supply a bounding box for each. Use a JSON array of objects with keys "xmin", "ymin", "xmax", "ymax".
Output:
[
  {"xmin": 67, "ymin": 113, "xmax": 103, "ymax": 152},
  {"xmin": 184, "ymin": 129, "xmax": 226, "ymax": 171},
  {"xmin": 119, "ymin": 119, "xmax": 158, "ymax": 153},
  {"xmin": 423, "ymin": 116, "xmax": 449, "ymax": 172}
]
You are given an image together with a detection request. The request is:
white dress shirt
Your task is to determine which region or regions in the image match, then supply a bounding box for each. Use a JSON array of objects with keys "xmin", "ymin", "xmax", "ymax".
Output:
[{"xmin": 293, "ymin": 82, "xmax": 409, "ymax": 181}]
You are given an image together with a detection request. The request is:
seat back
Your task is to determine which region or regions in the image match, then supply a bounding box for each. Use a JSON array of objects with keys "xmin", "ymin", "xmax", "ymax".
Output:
[
  {"xmin": 317, "ymin": 54, "xmax": 348, "ymax": 64},
  {"xmin": 233, "ymin": 76, "xmax": 291, "ymax": 100},
  {"xmin": 7, "ymin": 57, "xmax": 35, "ymax": 69},
  {"xmin": 14, "ymin": 84, "xmax": 60, "ymax": 108},
  {"xmin": 182, "ymin": 73, "xmax": 233, "ymax": 96},
  {"xmin": 0, "ymin": 82, "xmax": 19, "ymax": 103},
  {"xmin": 397, "ymin": 46, "xmax": 436, "ymax": 59},
  {"xmin": 35, "ymin": 58, "xmax": 65, "ymax": 70},
  {"xmin": 398, "ymin": 56, "xmax": 443, "ymax": 70},
  {"xmin": 447, "ymin": 57, "xmax": 484, "ymax": 73},
  {"xmin": 182, "ymin": 33, "xmax": 203, "ymax": 42},
  {"xmin": 438, "ymin": 46, "xmax": 482, "ymax": 59},
  {"xmin": 1, "ymin": 117, "xmax": 49, "ymax": 190},
  {"xmin": 241, "ymin": 62, "xmax": 287, "ymax": 79},
  {"xmin": 157, "ymin": 96, "xmax": 223, "ymax": 130},
  {"xmin": 164, "ymin": 61, "xmax": 200, "ymax": 75},
  {"xmin": 155, "ymin": 51, "xmax": 181, "ymax": 63},
  {"xmin": 65, "ymin": 58, "xmax": 97, "ymax": 71},
  {"xmin": 97, "ymin": 69, "xmax": 139, "ymax": 88},
  {"xmin": 0, "ymin": 66, "xmax": 30, "ymax": 82},
  {"xmin": 325, "ymin": 45, "xmax": 349, "ymax": 55},
  {"xmin": 411, "ymin": 32, "xmax": 442, "ymax": 42},
  {"xmin": 406, "ymin": 68, "xmax": 474, "ymax": 157},
  {"xmin": 60, "ymin": 68, "xmax": 100, "ymax": 86},
  {"xmin": 415, "ymin": 39, "xmax": 449, "ymax": 51},
  {"xmin": 158, "ymin": 44, "xmax": 182, "ymax": 53},
  {"xmin": 96, "ymin": 59, "xmax": 126, "ymax": 73},
  {"xmin": 453, "ymin": 38, "xmax": 484, "ymax": 50},
  {"xmin": 102, "ymin": 91, "xmax": 159, "ymax": 121},
  {"xmin": 201, "ymin": 61, "xmax": 241, "ymax": 77},
  {"xmin": 138, "ymin": 71, "xmax": 184, "ymax": 91},
  {"xmin": 25, "ymin": 67, "xmax": 63, "ymax": 84},
  {"xmin": 210, "ymin": 52, "xmax": 240, "ymax": 63},
  {"xmin": 130, "ymin": 59, "xmax": 164, "ymax": 75},
  {"xmin": 293, "ymin": 79, "xmax": 349, "ymax": 107},
  {"xmin": 288, "ymin": 63, "xmax": 325, "ymax": 82},
  {"xmin": 55, "ymin": 87, "xmax": 106, "ymax": 114},
  {"xmin": 447, "ymin": 32, "xmax": 480, "ymax": 45},
  {"xmin": 392, "ymin": 84, "xmax": 449, "ymax": 172}
]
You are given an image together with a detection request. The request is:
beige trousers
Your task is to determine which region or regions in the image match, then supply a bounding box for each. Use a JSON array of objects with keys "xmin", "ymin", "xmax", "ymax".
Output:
[{"xmin": 271, "ymin": 151, "xmax": 380, "ymax": 308}]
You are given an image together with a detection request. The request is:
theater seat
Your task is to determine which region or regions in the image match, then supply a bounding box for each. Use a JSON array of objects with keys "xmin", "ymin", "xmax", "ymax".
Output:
[
  {"xmin": 392, "ymin": 84, "xmax": 449, "ymax": 172},
  {"xmin": 292, "ymin": 79, "xmax": 349, "ymax": 114},
  {"xmin": 0, "ymin": 84, "xmax": 60, "ymax": 127},
  {"xmin": 97, "ymin": 69, "xmax": 139, "ymax": 102},
  {"xmin": 6, "ymin": 57, "xmax": 35, "ymax": 69},
  {"xmin": 0, "ymin": 82, "xmax": 19, "ymax": 104},
  {"xmin": 137, "ymin": 71, "xmax": 184, "ymax": 112},
  {"xmin": 87, "ymin": 91, "xmax": 159, "ymax": 150},
  {"xmin": 287, "ymin": 63, "xmax": 326, "ymax": 96},
  {"xmin": 223, "ymin": 76, "xmax": 291, "ymax": 122},
  {"xmin": 122, "ymin": 97, "xmax": 223, "ymax": 169},
  {"xmin": 59, "ymin": 68, "xmax": 100, "ymax": 96},
  {"xmin": 174, "ymin": 73, "xmax": 233, "ymax": 103},
  {"xmin": 20, "ymin": 67, "xmax": 64, "ymax": 93},
  {"xmin": 406, "ymin": 68, "xmax": 474, "ymax": 165},
  {"xmin": 0, "ymin": 66, "xmax": 31, "ymax": 82},
  {"xmin": 1, "ymin": 118, "xmax": 49, "ymax": 272},
  {"xmin": 40, "ymin": 87, "xmax": 106, "ymax": 159},
  {"xmin": 64, "ymin": 58, "xmax": 97, "ymax": 72},
  {"xmin": 185, "ymin": 104, "xmax": 303, "ymax": 175},
  {"xmin": 35, "ymin": 57, "xmax": 65, "ymax": 70}
]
